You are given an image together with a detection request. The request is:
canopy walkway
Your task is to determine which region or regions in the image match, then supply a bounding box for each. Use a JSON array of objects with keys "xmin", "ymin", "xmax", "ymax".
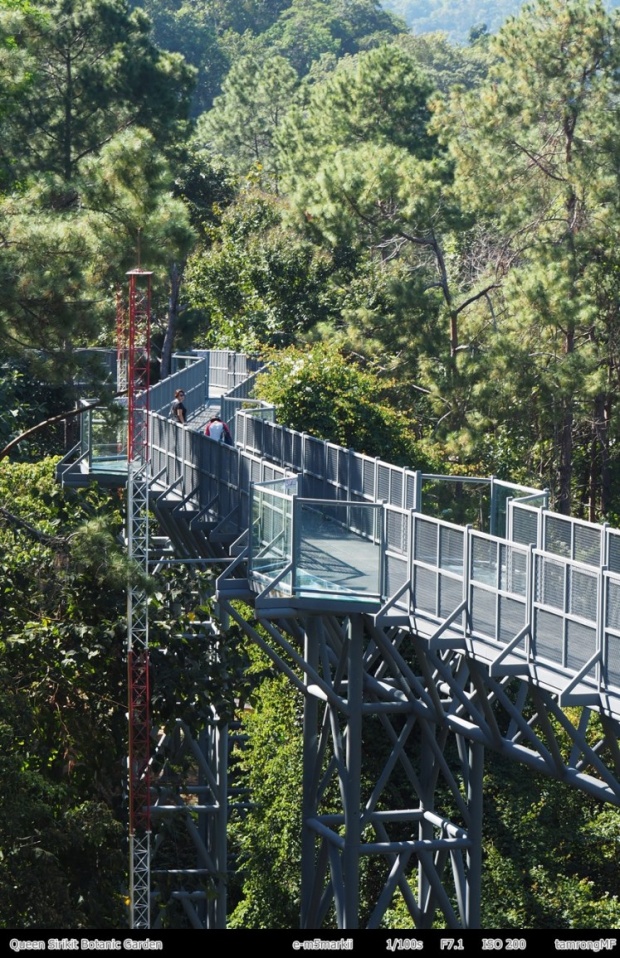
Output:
[{"xmin": 56, "ymin": 350, "xmax": 620, "ymax": 930}]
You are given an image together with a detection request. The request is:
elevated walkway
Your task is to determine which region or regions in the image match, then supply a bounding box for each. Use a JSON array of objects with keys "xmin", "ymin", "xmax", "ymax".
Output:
[
  {"xmin": 55, "ymin": 350, "xmax": 269, "ymax": 489},
  {"xmin": 57, "ymin": 350, "xmax": 620, "ymax": 722},
  {"xmin": 56, "ymin": 348, "xmax": 620, "ymax": 929}
]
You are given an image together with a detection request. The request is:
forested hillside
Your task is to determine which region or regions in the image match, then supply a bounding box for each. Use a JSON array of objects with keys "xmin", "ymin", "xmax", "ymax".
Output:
[
  {"xmin": 2, "ymin": 0, "xmax": 620, "ymax": 931},
  {"xmin": 383, "ymin": 0, "xmax": 525, "ymax": 38},
  {"xmin": 383, "ymin": 0, "xmax": 620, "ymax": 41}
]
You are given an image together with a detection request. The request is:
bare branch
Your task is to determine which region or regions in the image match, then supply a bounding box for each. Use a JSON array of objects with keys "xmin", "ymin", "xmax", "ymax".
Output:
[
  {"xmin": 454, "ymin": 283, "xmax": 501, "ymax": 317},
  {"xmin": 0, "ymin": 506, "xmax": 69, "ymax": 549}
]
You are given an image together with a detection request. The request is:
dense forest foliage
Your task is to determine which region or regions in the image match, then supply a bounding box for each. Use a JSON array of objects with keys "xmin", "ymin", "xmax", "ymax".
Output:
[{"xmin": 2, "ymin": 0, "xmax": 620, "ymax": 931}]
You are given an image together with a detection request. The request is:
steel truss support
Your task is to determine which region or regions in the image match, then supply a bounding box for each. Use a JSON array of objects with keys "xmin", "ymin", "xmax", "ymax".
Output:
[
  {"xmin": 225, "ymin": 604, "xmax": 483, "ymax": 929},
  {"xmin": 149, "ymin": 715, "xmax": 228, "ymax": 929},
  {"xmin": 223, "ymin": 602, "xmax": 620, "ymax": 929},
  {"xmin": 140, "ymin": 487, "xmax": 232, "ymax": 929}
]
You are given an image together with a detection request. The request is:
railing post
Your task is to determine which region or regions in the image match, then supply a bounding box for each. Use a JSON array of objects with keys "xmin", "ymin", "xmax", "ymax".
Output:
[
  {"xmin": 505, "ymin": 496, "xmax": 513, "ymax": 541},
  {"xmin": 409, "ymin": 510, "xmax": 416, "ymax": 614},
  {"xmin": 464, "ymin": 524, "xmax": 472, "ymax": 635},
  {"xmin": 347, "ymin": 447, "xmax": 354, "ymax": 502},
  {"xmin": 291, "ymin": 490, "xmax": 299, "ymax": 597},
  {"xmin": 83, "ymin": 403, "xmax": 92, "ymax": 471},
  {"xmin": 598, "ymin": 562, "xmax": 607, "ymax": 691},
  {"xmin": 248, "ymin": 483, "xmax": 256, "ymax": 580},
  {"xmin": 601, "ymin": 522, "xmax": 609, "ymax": 568},
  {"xmin": 526, "ymin": 544, "xmax": 534, "ymax": 661},
  {"xmin": 379, "ymin": 502, "xmax": 386, "ymax": 601},
  {"xmin": 415, "ymin": 470, "xmax": 422, "ymax": 513}
]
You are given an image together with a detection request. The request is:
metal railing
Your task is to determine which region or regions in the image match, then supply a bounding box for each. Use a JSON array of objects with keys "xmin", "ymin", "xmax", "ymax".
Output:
[
  {"xmin": 191, "ymin": 349, "xmax": 263, "ymax": 390},
  {"xmin": 147, "ymin": 357, "xmax": 208, "ymax": 417},
  {"xmin": 379, "ymin": 510, "xmax": 620, "ymax": 715}
]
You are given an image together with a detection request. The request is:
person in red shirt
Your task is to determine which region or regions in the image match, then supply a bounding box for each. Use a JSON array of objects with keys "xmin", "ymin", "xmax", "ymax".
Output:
[{"xmin": 205, "ymin": 415, "xmax": 233, "ymax": 445}]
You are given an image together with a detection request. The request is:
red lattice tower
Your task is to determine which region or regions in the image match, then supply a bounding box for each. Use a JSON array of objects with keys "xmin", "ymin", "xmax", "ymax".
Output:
[{"xmin": 118, "ymin": 268, "xmax": 153, "ymax": 928}]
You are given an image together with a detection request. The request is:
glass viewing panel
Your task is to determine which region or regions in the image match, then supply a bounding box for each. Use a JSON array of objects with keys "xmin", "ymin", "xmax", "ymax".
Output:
[
  {"xmin": 421, "ymin": 477, "xmax": 491, "ymax": 532},
  {"xmin": 249, "ymin": 482, "xmax": 383, "ymax": 604},
  {"xmin": 294, "ymin": 501, "xmax": 382, "ymax": 602},
  {"xmin": 89, "ymin": 402, "xmax": 128, "ymax": 474},
  {"xmin": 250, "ymin": 479, "xmax": 297, "ymax": 592}
]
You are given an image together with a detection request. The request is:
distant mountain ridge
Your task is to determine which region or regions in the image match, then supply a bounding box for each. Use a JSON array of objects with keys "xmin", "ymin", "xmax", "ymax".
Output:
[{"xmin": 382, "ymin": 0, "xmax": 620, "ymax": 42}]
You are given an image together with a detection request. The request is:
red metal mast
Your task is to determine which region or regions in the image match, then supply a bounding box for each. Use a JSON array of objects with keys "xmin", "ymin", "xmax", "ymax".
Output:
[{"xmin": 121, "ymin": 269, "xmax": 153, "ymax": 928}]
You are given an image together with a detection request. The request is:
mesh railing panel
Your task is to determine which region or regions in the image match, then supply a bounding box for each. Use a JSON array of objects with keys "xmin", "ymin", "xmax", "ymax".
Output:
[
  {"xmin": 439, "ymin": 526, "xmax": 464, "ymax": 574},
  {"xmin": 568, "ymin": 567, "xmax": 598, "ymax": 621},
  {"xmin": 533, "ymin": 608, "xmax": 563, "ymax": 664},
  {"xmin": 305, "ymin": 436, "xmax": 325, "ymax": 478},
  {"xmin": 325, "ymin": 445, "xmax": 341, "ymax": 485},
  {"xmin": 391, "ymin": 469, "xmax": 403, "ymax": 508},
  {"xmin": 415, "ymin": 518, "xmax": 438, "ymax": 564},
  {"xmin": 363, "ymin": 459, "xmax": 375, "ymax": 495},
  {"xmin": 413, "ymin": 566, "xmax": 437, "ymax": 616},
  {"xmin": 377, "ymin": 463, "xmax": 391, "ymax": 503},
  {"xmin": 349, "ymin": 455, "xmax": 364, "ymax": 496},
  {"xmin": 606, "ymin": 576, "xmax": 620, "ymax": 631},
  {"xmin": 439, "ymin": 575, "xmax": 463, "ymax": 618},
  {"xmin": 574, "ymin": 524, "xmax": 602, "ymax": 567},
  {"xmin": 472, "ymin": 535, "xmax": 496, "ymax": 586},
  {"xmin": 386, "ymin": 508, "xmax": 408, "ymax": 554},
  {"xmin": 544, "ymin": 515, "xmax": 572, "ymax": 558},
  {"xmin": 470, "ymin": 586, "xmax": 496, "ymax": 639},
  {"xmin": 499, "ymin": 544, "xmax": 528, "ymax": 596},
  {"xmin": 405, "ymin": 472, "xmax": 417, "ymax": 510},
  {"xmin": 566, "ymin": 620, "xmax": 597, "ymax": 671},
  {"xmin": 498, "ymin": 595, "xmax": 526, "ymax": 643},
  {"xmin": 510, "ymin": 502, "xmax": 540, "ymax": 546},
  {"xmin": 607, "ymin": 531, "xmax": 620, "ymax": 574},
  {"xmin": 384, "ymin": 554, "xmax": 408, "ymax": 604},
  {"xmin": 606, "ymin": 634, "xmax": 620, "ymax": 688},
  {"xmin": 536, "ymin": 555, "xmax": 565, "ymax": 609}
]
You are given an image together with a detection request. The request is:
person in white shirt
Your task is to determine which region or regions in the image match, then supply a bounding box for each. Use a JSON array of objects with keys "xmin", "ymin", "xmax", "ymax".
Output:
[{"xmin": 205, "ymin": 415, "xmax": 233, "ymax": 445}]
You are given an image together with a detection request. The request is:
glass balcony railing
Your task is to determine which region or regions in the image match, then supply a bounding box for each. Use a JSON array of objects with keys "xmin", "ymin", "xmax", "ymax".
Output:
[
  {"xmin": 81, "ymin": 400, "xmax": 129, "ymax": 475},
  {"xmin": 249, "ymin": 479, "xmax": 383, "ymax": 606}
]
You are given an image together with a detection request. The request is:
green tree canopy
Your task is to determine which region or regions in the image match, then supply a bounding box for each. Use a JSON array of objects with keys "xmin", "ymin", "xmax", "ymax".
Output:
[
  {"xmin": 255, "ymin": 343, "xmax": 434, "ymax": 467},
  {"xmin": 184, "ymin": 190, "xmax": 343, "ymax": 350},
  {"xmin": 278, "ymin": 43, "xmax": 489, "ymax": 381},
  {"xmin": 0, "ymin": 0, "xmax": 194, "ymax": 186},
  {"xmin": 0, "ymin": 1, "xmax": 196, "ymax": 379},
  {"xmin": 137, "ymin": 0, "xmax": 229, "ymax": 114},
  {"xmin": 195, "ymin": 54, "xmax": 299, "ymax": 189},
  {"xmin": 439, "ymin": 0, "xmax": 620, "ymax": 514}
]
